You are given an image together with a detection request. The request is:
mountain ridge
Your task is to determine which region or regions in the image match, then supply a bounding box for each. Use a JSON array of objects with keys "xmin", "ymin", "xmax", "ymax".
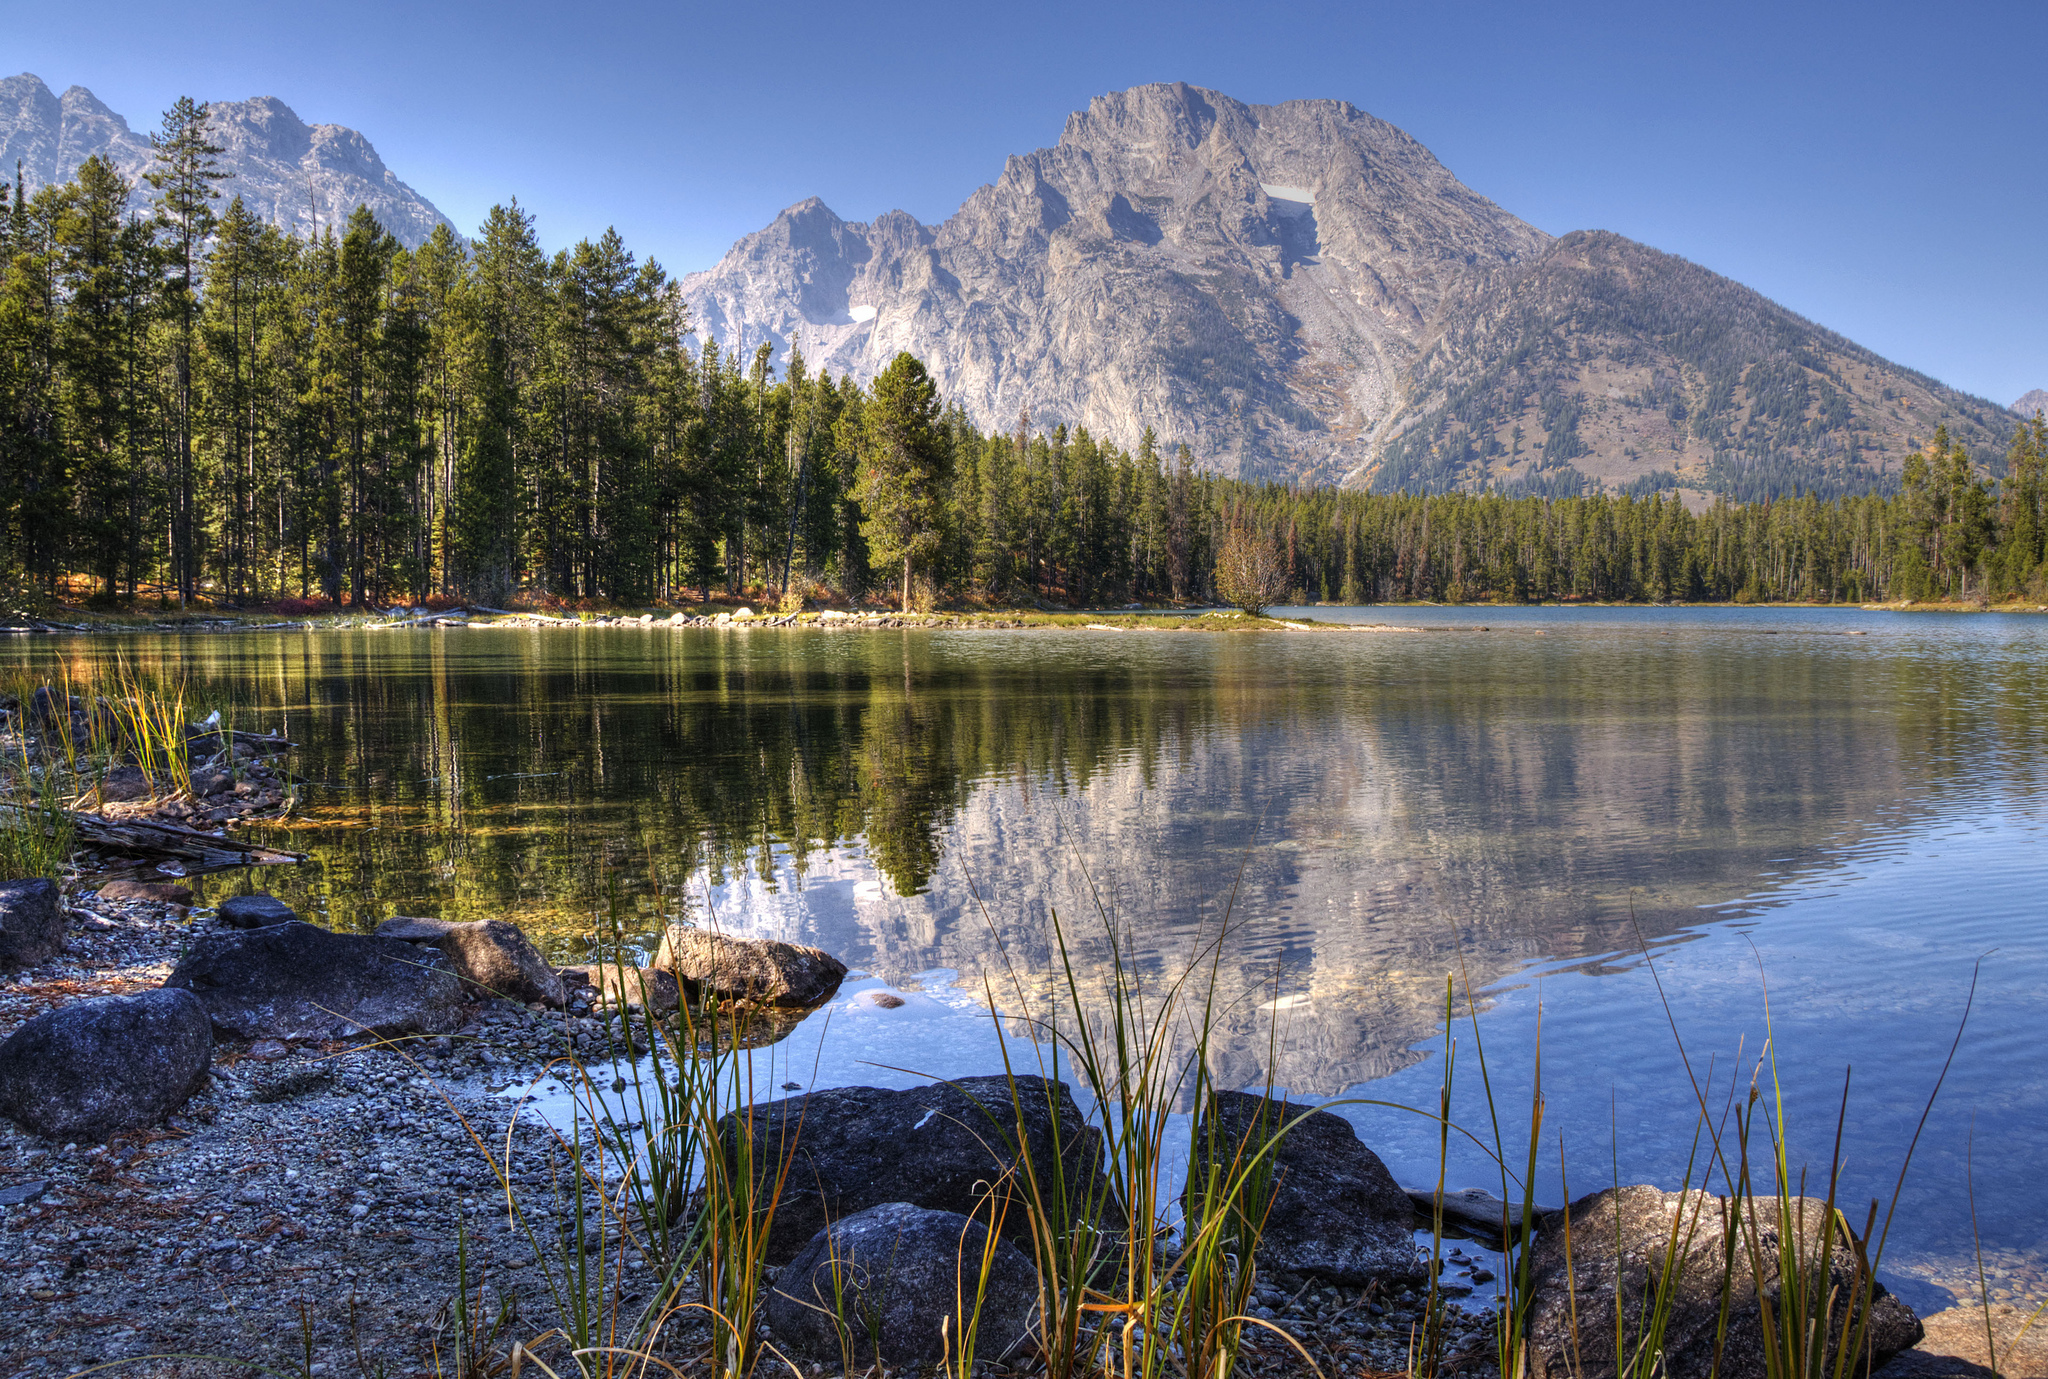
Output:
[
  {"xmin": 682, "ymin": 82, "xmax": 2012, "ymax": 497},
  {"xmin": 0, "ymin": 73, "xmax": 455, "ymax": 248}
]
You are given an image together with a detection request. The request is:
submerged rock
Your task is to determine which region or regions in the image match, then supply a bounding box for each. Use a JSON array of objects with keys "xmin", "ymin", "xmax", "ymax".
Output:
[
  {"xmin": 376, "ymin": 916, "xmax": 566, "ymax": 1008},
  {"xmin": 1525, "ymin": 1185, "xmax": 1923, "ymax": 1379},
  {"xmin": 1183, "ymin": 1091, "xmax": 1425, "ymax": 1287},
  {"xmin": 653, "ymin": 927, "xmax": 846, "ymax": 1007},
  {"xmin": 720, "ymin": 1075, "xmax": 1106, "ymax": 1263},
  {"xmin": 766, "ymin": 1201, "xmax": 1039, "ymax": 1366},
  {"xmin": 217, "ymin": 893, "xmax": 300, "ymax": 929},
  {"xmin": 97, "ymin": 879, "xmax": 193, "ymax": 906},
  {"xmin": 0, "ymin": 879, "xmax": 64, "ymax": 971},
  {"xmin": 165, "ymin": 921, "xmax": 467, "ymax": 1040},
  {"xmin": 559, "ymin": 963, "xmax": 679, "ymax": 1015},
  {"xmin": 0, "ymin": 988, "xmax": 212, "ymax": 1140}
]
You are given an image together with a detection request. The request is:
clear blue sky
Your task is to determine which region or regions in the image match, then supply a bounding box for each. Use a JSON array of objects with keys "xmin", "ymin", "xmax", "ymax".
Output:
[{"xmin": 13, "ymin": 0, "xmax": 2044, "ymax": 405}]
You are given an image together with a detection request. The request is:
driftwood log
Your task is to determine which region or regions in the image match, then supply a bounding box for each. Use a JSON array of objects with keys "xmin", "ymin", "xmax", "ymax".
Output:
[{"xmin": 0, "ymin": 805, "xmax": 305, "ymax": 867}]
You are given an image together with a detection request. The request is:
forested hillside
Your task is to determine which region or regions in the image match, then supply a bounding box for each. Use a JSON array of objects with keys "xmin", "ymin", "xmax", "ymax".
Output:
[{"xmin": 4, "ymin": 106, "xmax": 2046, "ymax": 616}]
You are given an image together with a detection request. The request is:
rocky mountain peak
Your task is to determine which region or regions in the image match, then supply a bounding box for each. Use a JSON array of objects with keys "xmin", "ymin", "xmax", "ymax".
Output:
[
  {"xmin": 0, "ymin": 73, "xmax": 455, "ymax": 248},
  {"xmin": 683, "ymin": 81, "xmax": 2011, "ymax": 495},
  {"xmin": 2012, "ymin": 389, "xmax": 2048, "ymax": 417}
]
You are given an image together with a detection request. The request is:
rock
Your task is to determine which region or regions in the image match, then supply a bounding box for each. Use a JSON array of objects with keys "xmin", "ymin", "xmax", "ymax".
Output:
[
  {"xmin": 376, "ymin": 917, "xmax": 566, "ymax": 1008},
  {"xmin": 719, "ymin": 1075, "xmax": 1106, "ymax": 1264},
  {"xmin": 560, "ymin": 963, "xmax": 680, "ymax": 1015},
  {"xmin": 164, "ymin": 921, "xmax": 467, "ymax": 1040},
  {"xmin": 0, "ymin": 1180, "xmax": 48, "ymax": 1207},
  {"xmin": 1877, "ymin": 1305, "xmax": 2048, "ymax": 1379},
  {"xmin": 653, "ymin": 927, "xmax": 846, "ymax": 1007},
  {"xmin": 0, "ymin": 879, "xmax": 65, "ymax": 971},
  {"xmin": 0, "ymin": 988, "xmax": 213, "ymax": 1140},
  {"xmin": 97, "ymin": 764, "xmax": 153, "ymax": 802},
  {"xmin": 96, "ymin": 879, "xmax": 193, "ymax": 906},
  {"xmin": 766, "ymin": 1202, "xmax": 1039, "ymax": 1366},
  {"xmin": 217, "ymin": 893, "xmax": 300, "ymax": 929},
  {"xmin": 246, "ymin": 1039, "xmax": 290, "ymax": 1061},
  {"xmin": 1407, "ymin": 1185, "xmax": 1536, "ymax": 1238},
  {"xmin": 1183, "ymin": 1091, "xmax": 1424, "ymax": 1287},
  {"xmin": 1525, "ymin": 1186, "xmax": 1924, "ymax": 1379}
]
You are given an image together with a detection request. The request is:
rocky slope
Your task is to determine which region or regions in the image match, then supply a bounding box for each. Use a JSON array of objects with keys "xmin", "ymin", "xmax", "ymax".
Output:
[
  {"xmin": 0, "ymin": 73, "xmax": 455, "ymax": 248},
  {"xmin": 2012, "ymin": 389, "xmax": 2048, "ymax": 418},
  {"xmin": 683, "ymin": 82, "xmax": 2012, "ymax": 496}
]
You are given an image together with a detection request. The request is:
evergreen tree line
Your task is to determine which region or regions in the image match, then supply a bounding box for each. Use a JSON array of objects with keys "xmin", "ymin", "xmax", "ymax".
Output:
[{"xmin": 4, "ymin": 103, "xmax": 2045, "ymax": 611}]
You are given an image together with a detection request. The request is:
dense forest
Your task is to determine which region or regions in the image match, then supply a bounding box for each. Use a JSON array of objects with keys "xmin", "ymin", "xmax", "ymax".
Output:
[{"xmin": 4, "ymin": 105, "xmax": 2046, "ymax": 613}]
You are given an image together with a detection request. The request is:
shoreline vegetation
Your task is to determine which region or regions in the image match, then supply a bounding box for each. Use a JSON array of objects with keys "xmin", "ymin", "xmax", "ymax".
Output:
[{"xmin": 4, "ymin": 593, "xmax": 2045, "ymax": 639}]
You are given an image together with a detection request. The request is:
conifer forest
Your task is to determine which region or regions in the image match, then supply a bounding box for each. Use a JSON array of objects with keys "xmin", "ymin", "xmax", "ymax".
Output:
[{"xmin": 4, "ymin": 105, "xmax": 2046, "ymax": 614}]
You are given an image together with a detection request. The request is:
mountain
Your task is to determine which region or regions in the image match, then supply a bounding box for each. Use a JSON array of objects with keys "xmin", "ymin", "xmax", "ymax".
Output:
[
  {"xmin": 683, "ymin": 82, "xmax": 2012, "ymax": 497},
  {"xmin": 2013, "ymin": 390, "xmax": 2048, "ymax": 418},
  {"xmin": 0, "ymin": 73, "xmax": 455, "ymax": 248}
]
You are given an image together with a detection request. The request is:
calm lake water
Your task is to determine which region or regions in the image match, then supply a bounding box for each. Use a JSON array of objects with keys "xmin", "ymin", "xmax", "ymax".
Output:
[{"xmin": 11, "ymin": 606, "xmax": 2045, "ymax": 1312}]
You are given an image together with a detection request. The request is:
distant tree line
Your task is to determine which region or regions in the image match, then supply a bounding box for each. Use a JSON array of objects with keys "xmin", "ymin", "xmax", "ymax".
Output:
[{"xmin": 3, "ymin": 104, "xmax": 2045, "ymax": 612}]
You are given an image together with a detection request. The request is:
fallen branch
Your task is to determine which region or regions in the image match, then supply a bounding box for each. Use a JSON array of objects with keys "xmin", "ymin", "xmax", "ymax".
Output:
[{"xmin": 0, "ymin": 804, "xmax": 306, "ymax": 867}]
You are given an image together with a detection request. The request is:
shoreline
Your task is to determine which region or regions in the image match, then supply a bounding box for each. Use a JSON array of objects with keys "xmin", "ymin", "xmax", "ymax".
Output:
[{"xmin": 5, "ymin": 596, "xmax": 2045, "ymax": 640}]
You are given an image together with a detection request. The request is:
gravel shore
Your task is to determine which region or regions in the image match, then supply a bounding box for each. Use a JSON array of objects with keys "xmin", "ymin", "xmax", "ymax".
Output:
[{"xmin": 0, "ymin": 889, "xmax": 1503, "ymax": 1378}]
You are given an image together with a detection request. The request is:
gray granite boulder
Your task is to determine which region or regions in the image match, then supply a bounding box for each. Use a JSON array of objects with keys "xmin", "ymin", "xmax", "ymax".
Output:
[
  {"xmin": 719, "ymin": 1075, "xmax": 1107, "ymax": 1264},
  {"xmin": 165, "ymin": 921, "xmax": 467, "ymax": 1040},
  {"xmin": 375, "ymin": 916, "xmax": 566, "ymax": 1008},
  {"xmin": 0, "ymin": 879, "xmax": 64, "ymax": 971},
  {"xmin": 217, "ymin": 893, "xmax": 300, "ymax": 929},
  {"xmin": 766, "ymin": 1202, "xmax": 1039, "ymax": 1366},
  {"xmin": 1525, "ymin": 1185, "xmax": 1923, "ymax": 1379},
  {"xmin": 1183, "ymin": 1091, "xmax": 1425, "ymax": 1287},
  {"xmin": 0, "ymin": 988, "xmax": 212, "ymax": 1140},
  {"xmin": 653, "ymin": 927, "xmax": 845, "ymax": 1007}
]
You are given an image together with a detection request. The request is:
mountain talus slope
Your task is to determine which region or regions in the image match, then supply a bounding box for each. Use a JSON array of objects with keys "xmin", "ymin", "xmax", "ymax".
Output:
[
  {"xmin": 0, "ymin": 73, "xmax": 455, "ymax": 248},
  {"xmin": 683, "ymin": 82, "xmax": 2011, "ymax": 495}
]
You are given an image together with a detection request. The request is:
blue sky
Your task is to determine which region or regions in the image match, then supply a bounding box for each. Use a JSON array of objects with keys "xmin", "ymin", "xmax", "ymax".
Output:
[{"xmin": 12, "ymin": 0, "xmax": 2044, "ymax": 404}]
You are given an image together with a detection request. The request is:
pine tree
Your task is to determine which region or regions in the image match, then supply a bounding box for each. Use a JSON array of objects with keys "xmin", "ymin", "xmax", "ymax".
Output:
[
  {"xmin": 853, "ymin": 352, "xmax": 948, "ymax": 612},
  {"xmin": 146, "ymin": 97, "xmax": 230, "ymax": 603}
]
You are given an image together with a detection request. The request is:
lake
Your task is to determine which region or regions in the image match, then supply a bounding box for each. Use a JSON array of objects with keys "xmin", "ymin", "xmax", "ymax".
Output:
[{"xmin": 10, "ymin": 605, "xmax": 2045, "ymax": 1313}]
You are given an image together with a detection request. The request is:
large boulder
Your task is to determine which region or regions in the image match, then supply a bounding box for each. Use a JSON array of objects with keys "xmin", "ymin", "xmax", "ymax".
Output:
[
  {"xmin": 719, "ymin": 1075, "xmax": 1107, "ymax": 1264},
  {"xmin": 0, "ymin": 988, "xmax": 212, "ymax": 1140},
  {"xmin": 0, "ymin": 879, "xmax": 64, "ymax": 971},
  {"xmin": 1182, "ymin": 1091, "xmax": 1425, "ymax": 1286},
  {"xmin": 653, "ymin": 927, "xmax": 845, "ymax": 1007},
  {"xmin": 164, "ymin": 921, "xmax": 467, "ymax": 1040},
  {"xmin": 375, "ymin": 916, "xmax": 566, "ymax": 1008},
  {"xmin": 766, "ymin": 1202, "xmax": 1039, "ymax": 1366},
  {"xmin": 217, "ymin": 893, "xmax": 300, "ymax": 929},
  {"xmin": 560, "ymin": 963, "xmax": 680, "ymax": 1016},
  {"xmin": 1525, "ymin": 1185, "xmax": 1924, "ymax": 1379}
]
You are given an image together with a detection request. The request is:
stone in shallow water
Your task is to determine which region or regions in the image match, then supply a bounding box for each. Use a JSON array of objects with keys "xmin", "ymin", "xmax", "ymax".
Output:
[
  {"xmin": 97, "ymin": 878, "xmax": 194, "ymax": 905},
  {"xmin": 652, "ymin": 927, "xmax": 846, "ymax": 1007},
  {"xmin": 217, "ymin": 893, "xmax": 299, "ymax": 929}
]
